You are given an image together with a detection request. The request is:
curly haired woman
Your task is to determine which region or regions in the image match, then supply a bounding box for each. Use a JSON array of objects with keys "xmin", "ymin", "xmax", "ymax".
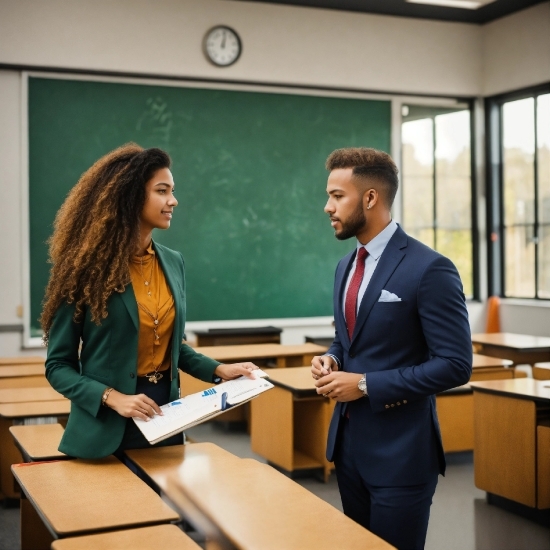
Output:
[{"xmin": 42, "ymin": 144, "xmax": 257, "ymax": 458}]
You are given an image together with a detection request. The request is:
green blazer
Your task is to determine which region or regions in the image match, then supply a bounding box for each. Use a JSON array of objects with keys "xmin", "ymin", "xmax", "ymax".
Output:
[{"xmin": 45, "ymin": 242, "xmax": 220, "ymax": 459}]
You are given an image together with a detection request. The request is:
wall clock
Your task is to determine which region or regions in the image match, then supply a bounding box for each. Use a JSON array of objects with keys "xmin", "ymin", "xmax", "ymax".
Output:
[{"xmin": 204, "ymin": 26, "xmax": 242, "ymax": 67}]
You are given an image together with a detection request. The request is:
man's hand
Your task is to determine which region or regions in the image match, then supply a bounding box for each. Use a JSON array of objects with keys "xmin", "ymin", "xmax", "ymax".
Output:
[
  {"xmin": 311, "ymin": 355, "xmax": 339, "ymax": 380},
  {"xmin": 105, "ymin": 390, "xmax": 163, "ymax": 421},
  {"xmin": 214, "ymin": 362, "xmax": 258, "ymax": 381},
  {"xmin": 314, "ymin": 371, "xmax": 364, "ymax": 402}
]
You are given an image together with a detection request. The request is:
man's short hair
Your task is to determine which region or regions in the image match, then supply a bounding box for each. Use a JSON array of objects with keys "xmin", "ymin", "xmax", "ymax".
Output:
[{"xmin": 326, "ymin": 148, "xmax": 399, "ymax": 207}]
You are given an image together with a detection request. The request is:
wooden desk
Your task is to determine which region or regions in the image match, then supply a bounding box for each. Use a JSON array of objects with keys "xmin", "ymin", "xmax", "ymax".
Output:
[
  {"xmin": 533, "ymin": 362, "xmax": 550, "ymax": 380},
  {"xmin": 0, "ymin": 386, "xmax": 63, "ymax": 403},
  {"xmin": 193, "ymin": 343, "xmax": 328, "ymax": 368},
  {"xmin": 471, "ymin": 333, "xmax": 550, "ymax": 366},
  {"xmin": 194, "ymin": 326, "xmax": 282, "ymax": 346},
  {"xmin": 9, "ymin": 423, "xmax": 67, "ymax": 462},
  {"xmin": 436, "ymin": 385, "xmax": 473, "ymax": 453},
  {"xmin": 51, "ymin": 525, "xmax": 201, "ymax": 550},
  {"xmin": 0, "ymin": 364, "xmax": 48, "ymax": 389},
  {"xmin": 0, "ymin": 400, "xmax": 70, "ymax": 499},
  {"xmin": 470, "ymin": 353, "xmax": 514, "ymax": 382},
  {"xmin": 12, "ymin": 456, "xmax": 179, "ymax": 549},
  {"xmin": 250, "ymin": 366, "xmax": 335, "ymax": 481},
  {"xmin": 433, "ymin": 355, "xmax": 518, "ymax": 454},
  {"xmin": 470, "ymin": 379, "xmax": 550, "ymax": 510},
  {"xmin": 165, "ymin": 444, "xmax": 395, "ymax": 550},
  {"xmin": 0, "ymin": 356, "xmax": 45, "ymax": 366},
  {"xmin": 125, "ymin": 443, "xmax": 240, "ymax": 495}
]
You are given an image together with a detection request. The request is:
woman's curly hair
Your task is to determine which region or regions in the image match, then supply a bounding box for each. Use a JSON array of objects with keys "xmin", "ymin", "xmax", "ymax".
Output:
[{"xmin": 41, "ymin": 143, "xmax": 171, "ymax": 343}]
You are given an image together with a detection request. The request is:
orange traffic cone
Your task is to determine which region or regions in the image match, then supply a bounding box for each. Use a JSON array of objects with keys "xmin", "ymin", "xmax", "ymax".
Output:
[{"xmin": 485, "ymin": 296, "xmax": 501, "ymax": 333}]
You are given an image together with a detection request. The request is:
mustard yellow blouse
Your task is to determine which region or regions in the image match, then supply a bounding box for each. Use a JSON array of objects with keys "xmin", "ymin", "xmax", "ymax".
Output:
[{"xmin": 128, "ymin": 242, "xmax": 175, "ymax": 378}]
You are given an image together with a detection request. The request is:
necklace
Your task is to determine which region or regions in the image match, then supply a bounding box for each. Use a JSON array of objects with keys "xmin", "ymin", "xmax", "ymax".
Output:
[
  {"xmin": 137, "ymin": 296, "xmax": 174, "ymax": 383},
  {"xmin": 139, "ymin": 254, "xmax": 155, "ymax": 297}
]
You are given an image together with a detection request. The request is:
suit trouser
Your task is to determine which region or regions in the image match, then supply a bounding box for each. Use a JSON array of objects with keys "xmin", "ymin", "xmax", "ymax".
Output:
[{"xmin": 334, "ymin": 417, "xmax": 438, "ymax": 550}]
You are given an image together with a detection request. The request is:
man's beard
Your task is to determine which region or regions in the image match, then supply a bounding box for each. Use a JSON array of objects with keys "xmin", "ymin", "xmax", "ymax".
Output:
[{"xmin": 335, "ymin": 203, "xmax": 366, "ymax": 240}]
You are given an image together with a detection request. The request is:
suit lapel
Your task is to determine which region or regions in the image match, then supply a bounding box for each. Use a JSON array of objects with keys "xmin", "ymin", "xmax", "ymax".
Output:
[
  {"xmin": 351, "ymin": 227, "xmax": 407, "ymax": 342},
  {"xmin": 119, "ymin": 284, "xmax": 139, "ymax": 331}
]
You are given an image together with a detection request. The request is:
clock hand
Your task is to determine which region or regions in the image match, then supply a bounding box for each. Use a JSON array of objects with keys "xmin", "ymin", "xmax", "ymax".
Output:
[{"xmin": 221, "ymin": 31, "xmax": 226, "ymax": 49}]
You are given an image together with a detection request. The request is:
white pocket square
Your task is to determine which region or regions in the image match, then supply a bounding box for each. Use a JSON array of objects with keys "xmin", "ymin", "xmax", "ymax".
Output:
[{"xmin": 378, "ymin": 289, "xmax": 402, "ymax": 302}]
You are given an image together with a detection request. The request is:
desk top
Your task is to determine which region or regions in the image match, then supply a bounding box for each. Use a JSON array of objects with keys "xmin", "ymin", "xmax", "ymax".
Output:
[
  {"xmin": 473, "ymin": 354, "xmax": 513, "ymax": 368},
  {"xmin": 471, "ymin": 333, "xmax": 550, "ymax": 351},
  {"xmin": 470, "ymin": 378, "xmax": 550, "ymax": 402},
  {"xmin": 51, "ymin": 525, "xmax": 201, "ymax": 550},
  {"xmin": 0, "ymin": 356, "xmax": 45, "ymax": 366},
  {"xmin": 0, "ymin": 399, "xmax": 70, "ymax": 419},
  {"xmin": 9, "ymin": 423, "xmax": 66, "ymax": 461},
  {"xmin": 266, "ymin": 366, "xmax": 481, "ymax": 396},
  {"xmin": 0, "ymin": 364, "xmax": 46, "ymax": 378},
  {"xmin": 166, "ymin": 445, "xmax": 394, "ymax": 550},
  {"xmin": 125, "ymin": 443, "xmax": 240, "ymax": 494},
  {"xmin": 193, "ymin": 342, "xmax": 327, "ymax": 362},
  {"xmin": 264, "ymin": 366, "xmax": 318, "ymax": 394},
  {"xmin": 0, "ymin": 386, "xmax": 62, "ymax": 404},
  {"xmin": 11, "ymin": 456, "xmax": 178, "ymax": 536}
]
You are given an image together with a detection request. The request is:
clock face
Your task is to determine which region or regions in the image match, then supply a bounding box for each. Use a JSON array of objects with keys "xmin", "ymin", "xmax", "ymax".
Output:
[{"xmin": 204, "ymin": 26, "xmax": 242, "ymax": 67}]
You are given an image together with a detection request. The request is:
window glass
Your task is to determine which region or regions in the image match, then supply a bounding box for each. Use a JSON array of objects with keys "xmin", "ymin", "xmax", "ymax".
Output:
[
  {"xmin": 402, "ymin": 106, "xmax": 473, "ymax": 297},
  {"xmin": 537, "ymin": 94, "xmax": 550, "ymax": 296},
  {"xmin": 402, "ymin": 118, "xmax": 435, "ymax": 248},
  {"xmin": 502, "ymin": 98, "xmax": 535, "ymax": 226},
  {"xmin": 505, "ymin": 225, "xmax": 536, "ymax": 297},
  {"xmin": 435, "ymin": 111, "xmax": 472, "ymax": 296}
]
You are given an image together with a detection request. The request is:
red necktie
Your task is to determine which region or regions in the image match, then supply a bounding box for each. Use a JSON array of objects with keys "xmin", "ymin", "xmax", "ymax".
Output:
[{"xmin": 345, "ymin": 247, "xmax": 368, "ymax": 339}]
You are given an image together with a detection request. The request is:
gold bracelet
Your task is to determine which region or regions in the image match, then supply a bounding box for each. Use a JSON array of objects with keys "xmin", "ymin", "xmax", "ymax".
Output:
[{"xmin": 101, "ymin": 387, "xmax": 114, "ymax": 407}]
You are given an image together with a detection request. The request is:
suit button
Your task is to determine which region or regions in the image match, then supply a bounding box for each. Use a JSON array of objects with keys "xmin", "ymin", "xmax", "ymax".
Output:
[
  {"xmin": 349, "ymin": 353, "xmax": 355, "ymax": 358},
  {"xmin": 385, "ymin": 405, "xmax": 390, "ymax": 409},
  {"xmin": 403, "ymin": 400, "xmax": 407, "ymax": 404},
  {"xmin": 130, "ymin": 373, "xmax": 135, "ymax": 379},
  {"xmin": 397, "ymin": 402, "xmax": 401, "ymax": 406},
  {"xmin": 391, "ymin": 404, "xmax": 395, "ymax": 407}
]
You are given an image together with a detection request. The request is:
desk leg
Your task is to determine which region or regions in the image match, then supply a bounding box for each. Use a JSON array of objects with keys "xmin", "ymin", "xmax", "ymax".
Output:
[
  {"xmin": 0, "ymin": 418, "xmax": 22, "ymax": 498},
  {"xmin": 537, "ymin": 425, "xmax": 550, "ymax": 509},
  {"xmin": 20, "ymin": 496, "xmax": 54, "ymax": 550},
  {"xmin": 250, "ymin": 387, "xmax": 294, "ymax": 471},
  {"xmin": 474, "ymin": 392, "xmax": 537, "ymax": 507}
]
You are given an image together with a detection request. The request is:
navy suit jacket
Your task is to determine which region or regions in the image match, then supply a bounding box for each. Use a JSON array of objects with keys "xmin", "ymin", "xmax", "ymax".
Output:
[{"xmin": 326, "ymin": 225, "xmax": 472, "ymax": 486}]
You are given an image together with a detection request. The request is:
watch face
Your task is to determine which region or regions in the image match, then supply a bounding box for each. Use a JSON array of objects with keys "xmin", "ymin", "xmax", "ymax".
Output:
[{"xmin": 204, "ymin": 26, "xmax": 242, "ymax": 67}]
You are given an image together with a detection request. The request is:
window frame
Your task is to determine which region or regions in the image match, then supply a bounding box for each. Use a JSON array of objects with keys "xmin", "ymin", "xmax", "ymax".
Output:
[
  {"xmin": 400, "ymin": 101, "xmax": 479, "ymax": 300},
  {"xmin": 486, "ymin": 82, "xmax": 550, "ymax": 300}
]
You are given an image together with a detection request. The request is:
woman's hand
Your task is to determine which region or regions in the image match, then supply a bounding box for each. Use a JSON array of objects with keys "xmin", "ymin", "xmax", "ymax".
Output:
[
  {"xmin": 214, "ymin": 362, "xmax": 259, "ymax": 381},
  {"xmin": 105, "ymin": 390, "xmax": 163, "ymax": 421}
]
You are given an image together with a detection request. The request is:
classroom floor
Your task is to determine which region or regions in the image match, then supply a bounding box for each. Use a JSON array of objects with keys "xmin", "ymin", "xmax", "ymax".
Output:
[{"xmin": 1, "ymin": 422, "xmax": 549, "ymax": 550}]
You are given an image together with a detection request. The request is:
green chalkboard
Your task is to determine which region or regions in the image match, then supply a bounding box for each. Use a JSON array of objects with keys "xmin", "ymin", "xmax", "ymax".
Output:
[{"xmin": 28, "ymin": 77, "xmax": 391, "ymax": 334}]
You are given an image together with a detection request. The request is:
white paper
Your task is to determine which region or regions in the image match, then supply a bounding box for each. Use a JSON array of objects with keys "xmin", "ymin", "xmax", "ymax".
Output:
[{"xmin": 133, "ymin": 370, "xmax": 273, "ymax": 444}]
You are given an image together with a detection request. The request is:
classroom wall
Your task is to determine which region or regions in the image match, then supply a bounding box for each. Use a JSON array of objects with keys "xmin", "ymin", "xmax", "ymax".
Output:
[
  {"xmin": 482, "ymin": 1, "xmax": 550, "ymax": 97},
  {"xmin": 0, "ymin": 0, "xmax": 547, "ymax": 353},
  {"xmin": 0, "ymin": 0, "xmax": 483, "ymax": 96}
]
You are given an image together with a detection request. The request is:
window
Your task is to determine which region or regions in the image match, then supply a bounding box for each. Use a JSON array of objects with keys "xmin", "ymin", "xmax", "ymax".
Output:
[
  {"xmin": 401, "ymin": 105, "xmax": 474, "ymax": 298},
  {"xmin": 500, "ymin": 91, "xmax": 550, "ymax": 298}
]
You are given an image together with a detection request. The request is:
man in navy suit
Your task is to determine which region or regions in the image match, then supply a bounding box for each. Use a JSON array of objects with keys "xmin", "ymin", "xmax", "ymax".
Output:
[{"xmin": 311, "ymin": 148, "xmax": 472, "ymax": 550}]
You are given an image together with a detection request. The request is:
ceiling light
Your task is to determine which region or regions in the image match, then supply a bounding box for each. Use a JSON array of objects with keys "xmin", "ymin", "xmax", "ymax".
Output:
[{"xmin": 406, "ymin": 0, "xmax": 496, "ymax": 9}]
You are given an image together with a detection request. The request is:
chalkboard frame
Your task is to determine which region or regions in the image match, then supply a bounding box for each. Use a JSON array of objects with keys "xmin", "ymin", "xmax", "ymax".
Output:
[{"xmin": 21, "ymin": 71, "xmax": 396, "ymax": 346}]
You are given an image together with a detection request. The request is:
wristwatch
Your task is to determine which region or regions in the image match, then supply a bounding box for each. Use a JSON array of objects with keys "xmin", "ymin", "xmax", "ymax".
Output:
[{"xmin": 358, "ymin": 375, "xmax": 368, "ymax": 396}]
